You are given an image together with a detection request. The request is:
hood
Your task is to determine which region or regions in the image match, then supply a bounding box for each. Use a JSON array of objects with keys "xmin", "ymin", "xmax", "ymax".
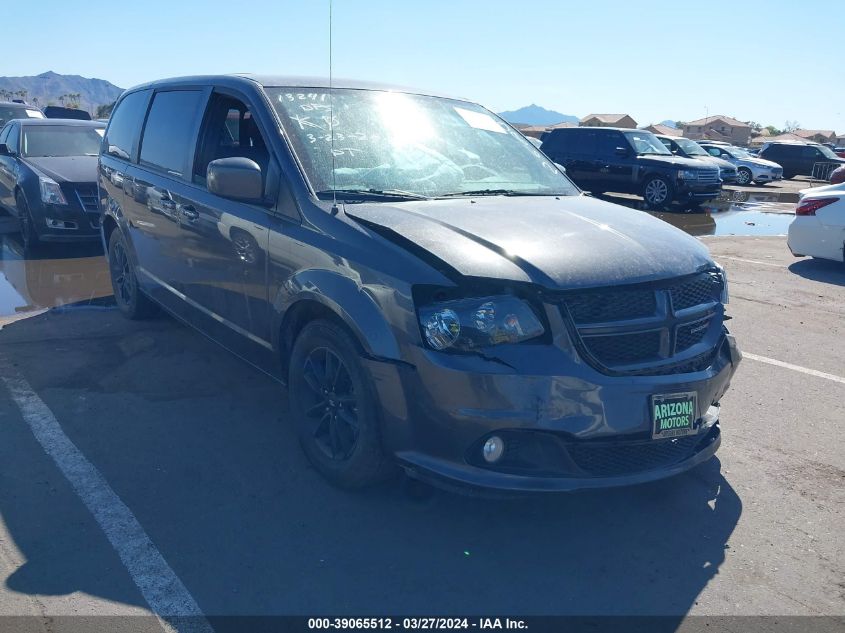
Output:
[
  {"xmin": 697, "ymin": 155, "xmax": 735, "ymax": 170},
  {"xmin": 23, "ymin": 155, "xmax": 98, "ymax": 183},
  {"xmin": 636, "ymin": 154, "xmax": 714, "ymax": 170},
  {"xmin": 741, "ymin": 156, "xmax": 780, "ymax": 169},
  {"xmin": 346, "ymin": 195, "xmax": 715, "ymax": 290}
]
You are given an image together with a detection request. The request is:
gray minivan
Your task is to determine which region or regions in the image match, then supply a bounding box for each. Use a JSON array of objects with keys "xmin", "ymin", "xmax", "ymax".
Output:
[{"xmin": 99, "ymin": 74, "xmax": 741, "ymax": 493}]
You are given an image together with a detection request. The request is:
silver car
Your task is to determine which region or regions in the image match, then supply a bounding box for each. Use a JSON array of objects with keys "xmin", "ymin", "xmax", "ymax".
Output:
[{"xmin": 699, "ymin": 143, "xmax": 783, "ymax": 185}]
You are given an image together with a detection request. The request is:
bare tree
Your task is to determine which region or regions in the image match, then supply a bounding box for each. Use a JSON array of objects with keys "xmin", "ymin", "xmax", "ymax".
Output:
[{"xmin": 784, "ymin": 120, "xmax": 800, "ymax": 133}]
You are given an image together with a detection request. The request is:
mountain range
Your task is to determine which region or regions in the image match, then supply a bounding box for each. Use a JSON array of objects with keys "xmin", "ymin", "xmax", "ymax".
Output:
[
  {"xmin": 498, "ymin": 104, "xmax": 579, "ymax": 126},
  {"xmin": 0, "ymin": 71, "xmax": 124, "ymax": 114}
]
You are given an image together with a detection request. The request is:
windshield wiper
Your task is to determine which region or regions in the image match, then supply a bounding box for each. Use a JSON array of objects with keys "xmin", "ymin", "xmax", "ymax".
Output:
[
  {"xmin": 439, "ymin": 189, "xmax": 555, "ymax": 197},
  {"xmin": 315, "ymin": 188, "xmax": 430, "ymax": 201}
]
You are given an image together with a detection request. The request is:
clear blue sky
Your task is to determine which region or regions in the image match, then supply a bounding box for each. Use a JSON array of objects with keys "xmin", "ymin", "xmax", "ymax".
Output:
[{"xmin": 3, "ymin": 0, "xmax": 843, "ymax": 132}]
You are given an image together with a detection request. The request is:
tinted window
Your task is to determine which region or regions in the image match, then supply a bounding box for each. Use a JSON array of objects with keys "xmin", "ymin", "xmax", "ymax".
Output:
[
  {"xmin": 104, "ymin": 90, "xmax": 150, "ymax": 160},
  {"xmin": 597, "ymin": 131, "xmax": 626, "ymax": 156},
  {"xmin": 140, "ymin": 90, "xmax": 204, "ymax": 177},
  {"xmin": 7, "ymin": 124, "xmax": 19, "ymax": 153},
  {"xmin": 0, "ymin": 124, "xmax": 9, "ymax": 145},
  {"xmin": 549, "ymin": 129, "xmax": 596, "ymax": 156}
]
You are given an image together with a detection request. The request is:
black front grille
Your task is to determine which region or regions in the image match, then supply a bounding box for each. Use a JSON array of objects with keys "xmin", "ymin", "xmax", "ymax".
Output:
[
  {"xmin": 74, "ymin": 185, "xmax": 99, "ymax": 212},
  {"xmin": 670, "ymin": 273, "xmax": 721, "ymax": 311},
  {"xmin": 565, "ymin": 434, "xmax": 703, "ymax": 477},
  {"xmin": 557, "ymin": 271, "xmax": 725, "ymax": 375},
  {"xmin": 584, "ymin": 331, "xmax": 661, "ymax": 365},
  {"xmin": 676, "ymin": 318, "xmax": 710, "ymax": 351},
  {"xmin": 565, "ymin": 289, "xmax": 656, "ymax": 324}
]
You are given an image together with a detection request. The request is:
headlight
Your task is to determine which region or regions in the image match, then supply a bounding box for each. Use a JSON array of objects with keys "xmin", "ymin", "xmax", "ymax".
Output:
[
  {"xmin": 39, "ymin": 176, "xmax": 67, "ymax": 205},
  {"xmin": 419, "ymin": 296, "xmax": 545, "ymax": 351},
  {"xmin": 715, "ymin": 264, "xmax": 729, "ymax": 304},
  {"xmin": 678, "ymin": 170, "xmax": 698, "ymax": 180}
]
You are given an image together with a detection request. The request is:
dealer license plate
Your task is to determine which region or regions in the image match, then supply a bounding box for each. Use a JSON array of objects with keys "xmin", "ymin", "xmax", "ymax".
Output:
[{"xmin": 650, "ymin": 392, "xmax": 698, "ymax": 439}]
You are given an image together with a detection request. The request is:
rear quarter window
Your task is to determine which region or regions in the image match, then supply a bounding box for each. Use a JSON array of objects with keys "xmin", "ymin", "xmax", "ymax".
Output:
[{"xmin": 104, "ymin": 90, "xmax": 151, "ymax": 161}]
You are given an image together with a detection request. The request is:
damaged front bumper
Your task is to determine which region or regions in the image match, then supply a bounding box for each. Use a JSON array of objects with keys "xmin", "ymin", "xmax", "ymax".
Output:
[{"xmin": 367, "ymin": 333, "xmax": 741, "ymax": 494}]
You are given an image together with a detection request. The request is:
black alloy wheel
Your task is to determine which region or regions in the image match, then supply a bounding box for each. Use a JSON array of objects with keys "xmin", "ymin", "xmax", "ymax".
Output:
[
  {"xmin": 16, "ymin": 193, "xmax": 40, "ymax": 251},
  {"xmin": 301, "ymin": 346, "xmax": 359, "ymax": 461},
  {"xmin": 289, "ymin": 320, "xmax": 393, "ymax": 488},
  {"xmin": 108, "ymin": 230, "xmax": 157, "ymax": 319}
]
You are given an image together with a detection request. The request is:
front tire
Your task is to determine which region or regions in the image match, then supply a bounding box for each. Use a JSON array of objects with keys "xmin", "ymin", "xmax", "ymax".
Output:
[
  {"xmin": 289, "ymin": 320, "xmax": 392, "ymax": 488},
  {"xmin": 108, "ymin": 229, "xmax": 157, "ymax": 319},
  {"xmin": 16, "ymin": 192, "xmax": 40, "ymax": 251},
  {"xmin": 643, "ymin": 176, "xmax": 673, "ymax": 208},
  {"xmin": 736, "ymin": 167, "xmax": 753, "ymax": 185}
]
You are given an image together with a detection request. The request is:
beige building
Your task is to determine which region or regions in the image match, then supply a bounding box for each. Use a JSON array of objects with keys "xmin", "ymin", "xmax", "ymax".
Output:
[
  {"xmin": 513, "ymin": 121, "xmax": 577, "ymax": 139},
  {"xmin": 580, "ymin": 114, "xmax": 637, "ymax": 128},
  {"xmin": 749, "ymin": 132, "xmax": 809, "ymax": 147},
  {"xmin": 643, "ymin": 124, "xmax": 682, "ymax": 136},
  {"xmin": 682, "ymin": 115, "xmax": 752, "ymax": 145},
  {"xmin": 793, "ymin": 129, "xmax": 836, "ymax": 144}
]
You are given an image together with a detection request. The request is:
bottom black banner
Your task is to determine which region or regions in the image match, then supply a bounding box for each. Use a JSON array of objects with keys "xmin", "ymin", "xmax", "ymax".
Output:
[{"xmin": 0, "ymin": 616, "xmax": 842, "ymax": 633}]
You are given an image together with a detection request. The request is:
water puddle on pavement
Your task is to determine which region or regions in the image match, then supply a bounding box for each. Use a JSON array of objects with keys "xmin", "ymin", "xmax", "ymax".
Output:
[
  {"xmin": 601, "ymin": 189, "xmax": 799, "ymax": 237},
  {"xmin": 0, "ymin": 235, "xmax": 112, "ymax": 318}
]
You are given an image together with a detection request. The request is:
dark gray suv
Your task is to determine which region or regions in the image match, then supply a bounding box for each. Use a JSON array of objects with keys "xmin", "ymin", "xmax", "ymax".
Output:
[{"xmin": 98, "ymin": 75, "xmax": 741, "ymax": 493}]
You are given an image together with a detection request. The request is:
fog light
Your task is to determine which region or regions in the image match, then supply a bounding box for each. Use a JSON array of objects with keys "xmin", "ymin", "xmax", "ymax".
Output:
[
  {"xmin": 482, "ymin": 436, "xmax": 505, "ymax": 463},
  {"xmin": 45, "ymin": 218, "xmax": 77, "ymax": 230}
]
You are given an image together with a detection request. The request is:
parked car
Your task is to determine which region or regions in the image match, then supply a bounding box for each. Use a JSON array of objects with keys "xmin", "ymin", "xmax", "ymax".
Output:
[
  {"xmin": 99, "ymin": 74, "xmax": 740, "ymax": 493},
  {"xmin": 759, "ymin": 142, "xmax": 845, "ymax": 180},
  {"xmin": 656, "ymin": 135, "xmax": 738, "ymax": 184},
  {"xmin": 788, "ymin": 186, "xmax": 844, "ymax": 262},
  {"xmin": 43, "ymin": 105, "xmax": 92, "ymax": 121},
  {"xmin": 699, "ymin": 142, "xmax": 783, "ymax": 185},
  {"xmin": 834, "ymin": 147, "xmax": 845, "ymax": 159},
  {"xmin": 0, "ymin": 119, "xmax": 105, "ymax": 248},
  {"xmin": 540, "ymin": 127, "xmax": 722, "ymax": 207},
  {"xmin": 0, "ymin": 101, "xmax": 44, "ymax": 127}
]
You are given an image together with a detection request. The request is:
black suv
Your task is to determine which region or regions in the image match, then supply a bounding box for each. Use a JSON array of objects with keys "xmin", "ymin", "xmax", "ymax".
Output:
[
  {"xmin": 759, "ymin": 142, "xmax": 845, "ymax": 180},
  {"xmin": 98, "ymin": 75, "xmax": 739, "ymax": 493},
  {"xmin": 541, "ymin": 127, "xmax": 722, "ymax": 207}
]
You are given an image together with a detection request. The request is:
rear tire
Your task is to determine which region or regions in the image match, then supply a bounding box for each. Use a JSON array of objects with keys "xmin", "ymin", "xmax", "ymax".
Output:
[
  {"xmin": 289, "ymin": 319, "xmax": 393, "ymax": 488},
  {"xmin": 16, "ymin": 192, "xmax": 41, "ymax": 252},
  {"xmin": 108, "ymin": 229, "xmax": 157, "ymax": 319}
]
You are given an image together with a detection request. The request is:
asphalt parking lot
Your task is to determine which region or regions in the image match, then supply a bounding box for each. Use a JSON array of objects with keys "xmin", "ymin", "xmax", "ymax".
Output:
[{"xmin": 0, "ymin": 186, "xmax": 843, "ymax": 629}]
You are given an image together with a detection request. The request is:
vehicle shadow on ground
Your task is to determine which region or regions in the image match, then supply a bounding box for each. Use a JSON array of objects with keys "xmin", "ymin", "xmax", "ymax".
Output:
[
  {"xmin": 0, "ymin": 309, "xmax": 742, "ymax": 621},
  {"xmin": 788, "ymin": 258, "xmax": 845, "ymax": 286}
]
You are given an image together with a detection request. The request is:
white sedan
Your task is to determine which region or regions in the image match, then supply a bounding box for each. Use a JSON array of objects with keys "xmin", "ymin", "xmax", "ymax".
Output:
[{"xmin": 788, "ymin": 182, "xmax": 845, "ymax": 262}]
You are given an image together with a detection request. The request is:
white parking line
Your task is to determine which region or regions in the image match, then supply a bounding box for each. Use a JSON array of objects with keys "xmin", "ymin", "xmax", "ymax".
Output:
[
  {"xmin": 717, "ymin": 256, "xmax": 783, "ymax": 268},
  {"xmin": 744, "ymin": 352, "xmax": 845, "ymax": 385},
  {"xmin": 0, "ymin": 358, "xmax": 214, "ymax": 633}
]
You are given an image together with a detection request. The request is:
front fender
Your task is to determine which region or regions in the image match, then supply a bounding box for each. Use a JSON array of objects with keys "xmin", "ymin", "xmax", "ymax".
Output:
[{"xmin": 273, "ymin": 269, "xmax": 403, "ymax": 361}]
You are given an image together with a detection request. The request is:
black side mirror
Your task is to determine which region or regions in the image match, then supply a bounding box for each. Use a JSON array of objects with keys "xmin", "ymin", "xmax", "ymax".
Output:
[
  {"xmin": 207, "ymin": 157, "xmax": 263, "ymax": 202},
  {"xmin": 614, "ymin": 146, "xmax": 629, "ymax": 157},
  {"xmin": 0, "ymin": 143, "xmax": 9, "ymax": 156}
]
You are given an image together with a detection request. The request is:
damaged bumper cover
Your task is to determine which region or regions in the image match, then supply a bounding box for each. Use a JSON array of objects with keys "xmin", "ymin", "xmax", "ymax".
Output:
[{"xmin": 367, "ymin": 333, "xmax": 741, "ymax": 494}]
